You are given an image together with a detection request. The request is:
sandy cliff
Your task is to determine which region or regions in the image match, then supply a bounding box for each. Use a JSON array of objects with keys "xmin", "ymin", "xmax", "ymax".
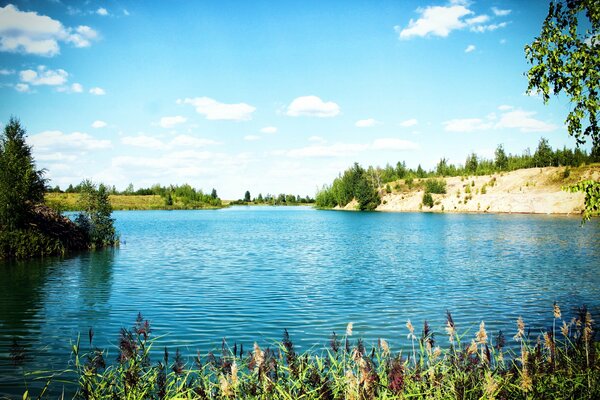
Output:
[{"xmin": 370, "ymin": 166, "xmax": 599, "ymax": 215}]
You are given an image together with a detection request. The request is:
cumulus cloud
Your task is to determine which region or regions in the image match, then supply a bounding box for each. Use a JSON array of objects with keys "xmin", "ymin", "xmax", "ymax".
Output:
[
  {"xmin": 399, "ymin": 118, "xmax": 418, "ymax": 127},
  {"xmin": 70, "ymin": 82, "xmax": 83, "ymax": 93},
  {"xmin": 444, "ymin": 108, "xmax": 556, "ymax": 133},
  {"xmin": 29, "ymin": 130, "xmax": 111, "ymax": 151},
  {"xmin": 89, "ymin": 87, "xmax": 106, "ymax": 95},
  {"xmin": 0, "ymin": 4, "xmax": 98, "ymax": 56},
  {"xmin": 286, "ymin": 95, "xmax": 340, "ymax": 118},
  {"xmin": 121, "ymin": 134, "xmax": 163, "ymax": 149},
  {"xmin": 169, "ymin": 135, "xmax": 219, "ymax": 148},
  {"xmin": 244, "ymin": 135, "xmax": 260, "ymax": 141},
  {"xmin": 20, "ymin": 66, "xmax": 68, "ymax": 85},
  {"xmin": 159, "ymin": 115, "xmax": 187, "ymax": 128},
  {"xmin": 0, "ymin": 68, "xmax": 14, "ymax": 75},
  {"xmin": 395, "ymin": 2, "xmax": 508, "ymax": 39},
  {"xmin": 96, "ymin": 8, "xmax": 108, "ymax": 16},
  {"xmin": 355, "ymin": 118, "xmax": 381, "ymax": 128},
  {"xmin": 465, "ymin": 44, "xmax": 476, "ymax": 53},
  {"xmin": 260, "ymin": 126, "xmax": 278, "ymax": 134},
  {"xmin": 91, "ymin": 120, "xmax": 107, "ymax": 128},
  {"xmin": 178, "ymin": 97, "xmax": 255, "ymax": 121}
]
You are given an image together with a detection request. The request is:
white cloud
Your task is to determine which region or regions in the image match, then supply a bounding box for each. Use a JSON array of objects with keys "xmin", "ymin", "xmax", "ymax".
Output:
[
  {"xmin": 470, "ymin": 21, "xmax": 507, "ymax": 33},
  {"xmin": 89, "ymin": 87, "xmax": 106, "ymax": 95},
  {"xmin": 15, "ymin": 83, "xmax": 29, "ymax": 92},
  {"xmin": 91, "ymin": 120, "xmax": 107, "ymax": 128},
  {"xmin": 260, "ymin": 126, "xmax": 278, "ymax": 134},
  {"xmin": 244, "ymin": 135, "xmax": 260, "ymax": 141},
  {"xmin": 178, "ymin": 97, "xmax": 255, "ymax": 121},
  {"xmin": 0, "ymin": 4, "xmax": 98, "ymax": 56},
  {"xmin": 444, "ymin": 108, "xmax": 556, "ymax": 133},
  {"xmin": 20, "ymin": 66, "xmax": 68, "ymax": 86},
  {"xmin": 121, "ymin": 135, "xmax": 164, "ymax": 149},
  {"xmin": 355, "ymin": 118, "xmax": 381, "ymax": 128},
  {"xmin": 308, "ymin": 136, "xmax": 326, "ymax": 144},
  {"xmin": 492, "ymin": 7, "xmax": 511, "ymax": 17},
  {"xmin": 29, "ymin": 130, "xmax": 111, "ymax": 151},
  {"xmin": 70, "ymin": 82, "xmax": 83, "ymax": 93},
  {"xmin": 169, "ymin": 135, "xmax": 219, "ymax": 148},
  {"xmin": 399, "ymin": 118, "xmax": 418, "ymax": 127},
  {"xmin": 465, "ymin": 44, "xmax": 476, "ymax": 53},
  {"xmin": 495, "ymin": 110, "xmax": 556, "ymax": 132},
  {"xmin": 96, "ymin": 8, "xmax": 108, "ymax": 16},
  {"xmin": 159, "ymin": 115, "xmax": 187, "ymax": 128},
  {"xmin": 396, "ymin": 2, "xmax": 509, "ymax": 39},
  {"xmin": 395, "ymin": 4, "xmax": 472, "ymax": 39},
  {"xmin": 0, "ymin": 68, "xmax": 14, "ymax": 75},
  {"xmin": 286, "ymin": 95, "xmax": 340, "ymax": 117}
]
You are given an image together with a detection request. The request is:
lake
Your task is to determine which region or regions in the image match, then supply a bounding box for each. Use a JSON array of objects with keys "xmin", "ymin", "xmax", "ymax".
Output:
[{"xmin": 1, "ymin": 207, "xmax": 599, "ymax": 396}]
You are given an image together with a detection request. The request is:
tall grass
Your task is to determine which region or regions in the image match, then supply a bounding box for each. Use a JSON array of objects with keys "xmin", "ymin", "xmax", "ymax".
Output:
[{"xmin": 22, "ymin": 305, "xmax": 599, "ymax": 399}]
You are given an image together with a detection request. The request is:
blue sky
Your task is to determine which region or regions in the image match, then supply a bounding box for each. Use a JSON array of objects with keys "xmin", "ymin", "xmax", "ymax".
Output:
[{"xmin": 0, "ymin": 0, "xmax": 589, "ymax": 199}]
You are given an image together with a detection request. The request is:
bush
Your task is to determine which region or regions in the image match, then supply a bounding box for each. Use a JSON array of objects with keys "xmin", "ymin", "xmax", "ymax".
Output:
[
  {"xmin": 75, "ymin": 180, "xmax": 118, "ymax": 248},
  {"xmin": 422, "ymin": 192, "xmax": 434, "ymax": 208},
  {"xmin": 424, "ymin": 178, "xmax": 446, "ymax": 194}
]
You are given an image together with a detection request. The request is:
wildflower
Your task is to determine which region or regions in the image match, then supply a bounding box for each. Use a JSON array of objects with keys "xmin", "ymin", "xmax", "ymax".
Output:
[
  {"xmin": 561, "ymin": 320, "xmax": 569, "ymax": 337},
  {"xmin": 467, "ymin": 340, "xmax": 478, "ymax": 356},
  {"xmin": 583, "ymin": 311, "xmax": 594, "ymax": 343},
  {"xmin": 484, "ymin": 371, "xmax": 499, "ymax": 399},
  {"xmin": 387, "ymin": 356, "xmax": 404, "ymax": 395},
  {"xmin": 231, "ymin": 361, "xmax": 239, "ymax": 388},
  {"xmin": 346, "ymin": 322, "xmax": 353, "ymax": 336},
  {"xmin": 379, "ymin": 338, "xmax": 390, "ymax": 357},
  {"xmin": 553, "ymin": 302, "xmax": 561, "ymax": 319},
  {"xmin": 514, "ymin": 317, "xmax": 525, "ymax": 341},
  {"xmin": 219, "ymin": 374, "xmax": 233, "ymax": 397},
  {"xmin": 476, "ymin": 321, "xmax": 488, "ymax": 345},
  {"xmin": 432, "ymin": 346, "xmax": 442, "ymax": 361},
  {"xmin": 253, "ymin": 342, "xmax": 264, "ymax": 371},
  {"xmin": 345, "ymin": 369, "xmax": 358, "ymax": 400},
  {"xmin": 521, "ymin": 367, "xmax": 532, "ymax": 392}
]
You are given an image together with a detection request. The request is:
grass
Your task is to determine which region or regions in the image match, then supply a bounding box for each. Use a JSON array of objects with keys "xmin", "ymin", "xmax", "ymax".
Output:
[
  {"xmin": 45, "ymin": 193, "xmax": 224, "ymax": 211},
  {"xmin": 18, "ymin": 304, "xmax": 599, "ymax": 399}
]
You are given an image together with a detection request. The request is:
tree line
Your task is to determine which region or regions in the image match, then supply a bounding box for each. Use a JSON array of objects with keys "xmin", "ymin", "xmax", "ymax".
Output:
[
  {"xmin": 230, "ymin": 191, "xmax": 315, "ymax": 205},
  {"xmin": 315, "ymin": 137, "xmax": 599, "ymax": 210}
]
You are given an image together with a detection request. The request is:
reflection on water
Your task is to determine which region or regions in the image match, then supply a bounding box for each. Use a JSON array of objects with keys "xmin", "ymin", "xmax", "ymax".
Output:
[{"xmin": 0, "ymin": 208, "xmax": 599, "ymax": 397}]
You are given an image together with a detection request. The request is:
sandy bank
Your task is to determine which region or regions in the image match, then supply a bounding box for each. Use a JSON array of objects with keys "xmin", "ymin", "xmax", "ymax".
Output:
[{"xmin": 344, "ymin": 166, "xmax": 600, "ymax": 215}]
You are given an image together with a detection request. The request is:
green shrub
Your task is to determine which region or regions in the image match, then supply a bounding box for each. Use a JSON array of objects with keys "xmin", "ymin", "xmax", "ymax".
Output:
[
  {"xmin": 424, "ymin": 178, "xmax": 447, "ymax": 194},
  {"xmin": 422, "ymin": 192, "xmax": 434, "ymax": 208}
]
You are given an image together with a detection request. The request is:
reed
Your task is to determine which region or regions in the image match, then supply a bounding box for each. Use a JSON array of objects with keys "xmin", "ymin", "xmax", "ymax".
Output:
[{"xmin": 20, "ymin": 304, "xmax": 599, "ymax": 399}]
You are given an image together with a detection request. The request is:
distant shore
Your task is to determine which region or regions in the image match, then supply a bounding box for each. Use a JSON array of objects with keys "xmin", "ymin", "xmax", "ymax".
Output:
[{"xmin": 338, "ymin": 165, "xmax": 599, "ymax": 215}]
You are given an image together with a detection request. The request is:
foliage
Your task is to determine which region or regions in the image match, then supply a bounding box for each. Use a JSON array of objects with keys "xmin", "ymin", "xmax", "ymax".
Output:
[
  {"xmin": 315, "ymin": 163, "xmax": 380, "ymax": 210},
  {"xmin": 422, "ymin": 192, "xmax": 434, "ymax": 208},
  {"xmin": 0, "ymin": 228, "xmax": 64, "ymax": 259},
  {"xmin": 0, "ymin": 117, "xmax": 47, "ymax": 230},
  {"xmin": 567, "ymin": 180, "xmax": 600, "ymax": 222},
  {"xmin": 244, "ymin": 190, "xmax": 251, "ymax": 202},
  {"xmin": 495, "ymin": 144, "xmax": 509, "ymax": 171},
  {"xmin": 23, "ymin": 305, "xmax": 600, "ymax": 399},
  {"xmin": 424, "ymin": 178, "xmax": 447, "ymax": 194},
  {"xmin": 75, "ymin": 180, "xmax": 118, "ymax": 248},
  {"xmin": 525, "ymin": 0, "xmax": 599, "ymax": 147}
]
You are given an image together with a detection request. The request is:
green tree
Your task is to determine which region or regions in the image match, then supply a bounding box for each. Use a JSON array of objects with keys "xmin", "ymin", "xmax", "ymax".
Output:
[
  {"xmin": 0, "ymin": 118, "xmax": 47, "ymax": 230},
  {"xmin": 75, "ymin": 180, "xmax": 117, "ymax": 248},
  {"xmin": 211, "ymin": 188, "xmax": 218, "ymax": 199},
  {"xmin": 525, "ymin": 0, "xmax": 599, "ymax": 146},
  {"xmin": 355, "ymin": 177, "xmax": 379, "ymax": 211},
  {"xmin": 533, "ymin": 137, "xmax": 554, "ymax": 167},
  {"xmin": 244, "ymin": 190, "xmax": 251, "ymax": 202},
  {"xmin": 495, "ymin": 144, "xmax": 509, "ymax": 171},
  {"xmin": 422, "ymin": 192, "xmax": 434, "ymax": 208},
  {"xmin": 465, "ymin": 152, "xmax": 478, "ymax": 174}
]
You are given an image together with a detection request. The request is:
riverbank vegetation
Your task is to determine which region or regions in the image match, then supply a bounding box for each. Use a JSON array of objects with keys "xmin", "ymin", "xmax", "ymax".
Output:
[
  {"xmin": 315, "ymin": 138, "xmax": 600, "ymax": 212},
  {"xmin": 47, "ymin": 183, "xmax": 223, "ymax": 211},
  {"xmin": 19, "ymin": 304, "xmax": 599, "ymax": 399},
  {"xmin": 0, "ymin": 118, "xmax": 117, "ymax": 259}
]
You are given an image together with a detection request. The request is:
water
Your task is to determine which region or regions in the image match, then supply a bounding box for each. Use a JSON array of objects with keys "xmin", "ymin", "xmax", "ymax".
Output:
[{"xmin": 1, "ymin": 207, "xmax": 599, "ymax": 396}]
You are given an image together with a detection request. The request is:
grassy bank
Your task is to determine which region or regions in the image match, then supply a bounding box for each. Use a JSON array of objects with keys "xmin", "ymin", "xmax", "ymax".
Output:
[
  {"xmin": 19, "ymin": 305, "xmax": 599, "ymax": 399},
  {"xmin": 46, "ymin": 193, "xmax": 225, "ymax": 211}
]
